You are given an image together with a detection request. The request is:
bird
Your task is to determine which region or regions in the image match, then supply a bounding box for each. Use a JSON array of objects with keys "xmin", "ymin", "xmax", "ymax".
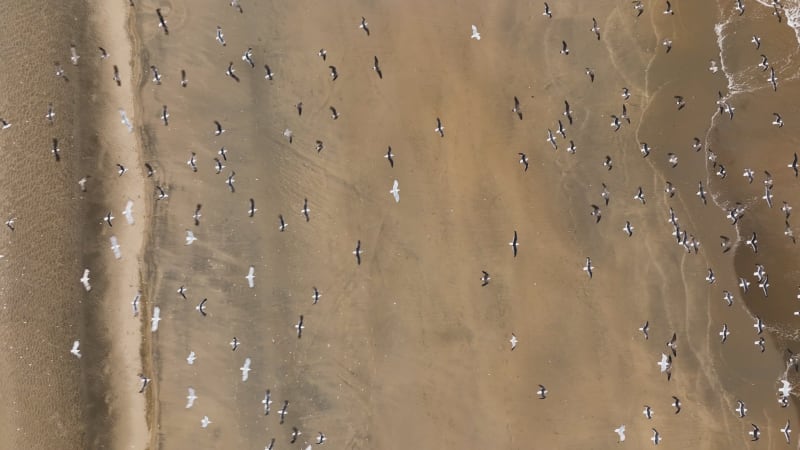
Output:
[
  {"xmin": 298, "ymin": 198, "xmax": 310, "ymax": 222},
  {"xmin": 583, "ymin": 257, "xmax": 593, "ymax": 279},
  {"xmin": 70, "ymin": 340, "xmax": 81, "ymax": 358},
  {"xmin": 470, "ymin": 24, "xmax": 481, "ymax": 40},
  {"xmin": 639, "ymin": 321, "xmax": 649, "ymax": 340},
  {"xmin": 160, "ymin": 105, "xmax": 169, "ymax": 125},
  {"xmin": 623, "ymin": 221, "xmax": 634, "ymax": 237},
  {"xmin": 185, "ymin": 230, "xmax": 197, "ymax": 245},
  {"xmin": 177, "ymin": 286, "xmax": 187, "ymax": 299},
  {"xmin": 640, "ymin": 142, "xmax": 650, "ymax": 157},
  {"xmin": 735, "ymin": 400, "xmax": 748, "ymax": 418},
  {"xmin": 696, "ymin": 182, "xmax": 707, "ymax": 205},
  {"xmin": 634, "ymin": 186, "xmax": 645, "ymax": 204},
  {"xmin": 318, "ymin": 49, "xmax": 327, "ymax": 60},
  {"xmin": 667, "ymin": 153, "xmax": 678, "ymax": 168},
  {"xmin": 674, "ymin": 95, "xmax": 685, "ymax": 109},
  {"xmin": 240, "ymin": 358, "xmax": 251, "ymax": 382},
  {"xmin": 112, "ymin": 65, "xmax": 120, "ymax": 86},
  {"xmin": 353, "ymin": 240, "xmax": 362, "ymax": 265},
  {"xmin": 98, "ymin": 47, "xmax": 109, "ymax": 59},
  {"xmin": 546, "ymin": 129, "xmax": 557, "ymax": 149},
  {"xmin": 151, "ymin": 307, "xmax": 161, "ymax": 332},
  {"xmin": 564, "ymin": 100, "xmax": 574, "ymax": 124},
  {"xmin": 214, "ymin": 158, "xmax": 225, "ymax": 174},
  {"xmin": 434, "ymin": 117, "xmax": 444, "ymax": 137},
  {"xmin": 230, "ymin": 337, "xmax": 240, "ymax": 351},
  {"xmin": 265, "ymin": 439, "xmax": 275, "ymax": 450},
  {"xmin": 278, "ymin": 215, "xmax": 287, "ymax": 232},
  {"xmin": 585, "ymin": 67, "xmax": 595, "ymax": 82},
  {"xmin": 560, "ymin": 40, "xmax": 569, "ymax": 55},
  {"xmin": 657, "ymin": 353, "xmax": 672, "ymax": 373},
  {"xmin": 359, "ymin": 16, "xmax": 370, "ymax": 35},
  {"xmin": 543, "ymin": 2, "xmax": 552, "ymax": 18},
  {"xmin": 781, "ymin": 420, "xmax": 791, "ymax": 444},
  {"xmin": 643, "ymin": 405, "xmax": 653, "ymax": 419},
  {"xmin": 262, "ymin": 389, "xmax": 272, "ymax": 415},
  {"xmin": 144, "ymin": 162, "xmax": 154, "ymax": 177},
  {"xmin": 329, "ymin": 106, "xmax": 339, "ymax": 120},
  {"xmin": 773, "ymin": 112, "xmax": 784, "ymax": 127},
  {"xmin": 752, "ymin": 34, "xmax": 761, "ymax": 49},
  {"xmin": 666, "ymin": 333, "xmax": 677, "ymax": 357},
  {"xmin": 278, "ymin": 400, "xmax": 289, "ymax": 424},
  {"xmin": 138, "ymin": 374, "xmax": 150, "ymax": 393},
  {"xmin": 328, "ymin": 65, "xmax": 338, "ymax": 81},
  {"xmin": 186, "ymin": 351, "xmax": 196, "ymax": 365},
  {"xmin": 103, "ymin": 211, "xmax": 115, "ymax": 227},
  {"xmin": 509, "ymin": 231, "xmax": 519, "ymax": 257},
  {"xmin": 295, "ymin": 315, "xmax": 305, "ymax": 338},
  {"xmin": 186, "ymin": 388, "xmax": 197, "ymax": 409},
  {"xmin": 51, "ymin": 138, "xmax": 61, "ymax": 161},
  {"xmin": 263, "ymin": 64, "xmax": 274, "ymax": 81},
  {"xmin": 225, "ymin": 62, "xmax": 240, "ymax": 82},
  {"xmin": 663, "ymin": 39, "xmax": 672, "ymax": 53},
  {"xmin": 242, "ymin": 48, "xmax": 255, "ymax": 68},
  {"xmin": 789, "ymin": 153, "xmax": 798, "ymax": 177},
  {"xmin": 196, "ymin": 298, "xmax": 207, "ymax": 317},
  {"xmin": 510, "ymin": 333, "xmax": 518, "ymax": 350},
  {"xmin": 248, "ymin": 198, "xmax": 257, "ymax": 217},
  {"xmin": 80, "ymin": 269, "xmax": 91, "ymax": 291},
  {"xmin": 750, "ymin": 423, "xmax": 761, "ymax": 441},
  {"xmin": 156, "ymin": 8, "xmax": 168, "ymax": 34},
  {"xmin": 372, "ymin": 55, "xmax": 383, "ymax": 79},
  {"xmin": 651, "ymin": 428, "xmax": 661, "ymax": 445},
  {"xmin": 745, "ymin": 232, "xmax": 758, "ymax": 253},
  {"xmin": 513, "ymin": 96, "xmax": 522, "ymax": 120},
  {"xmin": 215, "ymin": 26, "xmax": 226, "ymax": 46},
  {"xmin": 290, "ymin": 427, "xmax": 301, "ymax": 444},
  {"xmin": 226, "ymin": 171, "xmax": 236, "ymax": 193},
  {"xmin": 390, "ymin": 180, "xmax": 400, "ymax": 203},
  {"xmin": 769, "ymin": 67, "xmax": 778, "ymax": 91},
  {"xmin": 110, "ymin": 236, "xmax": 121, "ymax": 259},
  {"xmin": 201, "ymin": 416, "xmax": 211, "ymax": 429},
  {"xmin": 722, "ymin": 291, "xmax": 734, "ymax": 307},
  {"xmin": 603, "ymin": 155, "xmax": 613, "ymax": 170},
  {"xmin": 317, "ymin": 432, "xmax": 327, "ymax": 444},
  {"xmin": 4, "ymin": 217, "xmax": 15, "ymax": 232},
  {"xmin": 315, "ymin": 140, "xmax": 324, "ymax": 152},
  {"xmin": 246, "ymin": 266, "xmax": 255, "ymax": 288},
  {"xmin": 131, "ymin": 292, "xmax": 140, "ymax": 316},
  {"xmin": 384, "ymin": 146, "xmax": 395, "ymax": 167},
  {"xmin": 671, "ymin": 396, "xmax": 681, "ymax": 414},
  {"xmin": 481, "ymin": 271, "xmax": 490, "ymax": 287},
  {"xmin": 213, "ymin": 120, "xmax": 225, "ymax": 136},
  {"xmin": 665, "ymin": 181, "xmax": 675, "ymax": 197},
  {"xmin": 706, "ymin": 268, "xmax": 716, "ymax": 284},
  {"xmin": 719, "ymin": 323, "xmax": 730, "ymax": 343},
  {"xmin": 614, "ymin": 425, "xmax": 625, "ymax": 442},
  {"xmin": 187, "ymin": 152, "xmax": 197, "ymax": 172},
  {"xmin": 312, "ymin": 287, "xmax": 321, "ymax": 305},
  {"xmin": 755, "ymin": 337, "xmax": 766, "ymax": 353},
  {"xmin": 537, "ymin": 384, "xmax": 548, "ymax": 399},
  {"xmin": 180, "ymin": 69, "xmax": 187, "ymax": 87},
  {"xmin": 664, "ymin": 1, "xmax": 674, "ymax": 14},
  {"xmin": 759, "ymin": 54, "xmax": 769, "ymax": 71},
  {"xmin": 45, "ymin": 103, "xmax": 55, "ymax": 123},
  {"xmin": 193, "ymin": 204, "xmax": 202, "ymax": 226},
  {"xmin": 150, "ymin": 65, "xmax": 161, "ymax": 84},
  {"xmin": 591, "ymin": 17, "xmax": 601, "ymax": 40}
]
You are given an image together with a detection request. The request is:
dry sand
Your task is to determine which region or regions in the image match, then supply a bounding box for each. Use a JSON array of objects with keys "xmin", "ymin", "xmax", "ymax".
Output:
[{"xmin": 4, "ymin": 0, "xmax": 800, "ymax": 449}]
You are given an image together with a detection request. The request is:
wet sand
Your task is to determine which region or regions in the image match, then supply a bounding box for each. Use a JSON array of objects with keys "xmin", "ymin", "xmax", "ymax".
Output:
[{"xmin": 5, "ymin": 0, "xmax": 800, "ymax": 449}]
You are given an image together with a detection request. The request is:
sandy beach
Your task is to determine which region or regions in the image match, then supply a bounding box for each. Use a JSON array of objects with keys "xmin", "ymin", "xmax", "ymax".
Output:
[{"xmin": 4, "ymin": 0, "xmax": 800, "ymax": 449}]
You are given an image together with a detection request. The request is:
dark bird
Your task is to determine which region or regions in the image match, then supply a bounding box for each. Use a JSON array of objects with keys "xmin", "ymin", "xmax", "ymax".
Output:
[
  {"xmin": 295, "ymin": 315, "xmax": 304, "ymax": 338},
  {"xmin": 591, "ymin": 17, "xmax": 600, "ymax": 40},
  {"xmin": 180, "ymin": 69, "xmax": 187, "ymax": 87},
  {"xmin": 296, "ymin": 102, "xmax": 303, "ymax": 116},
  {"xmin": 290, "ymin": 427, "xmax": 301, "ymax": 444},
  {"xmin": 328, "ymin": 65, "xmax": 338, "ymax": 81},
  {"xmin": 537, "ymin": 384, "xmax": 548, "ymax": 399},
  {"xmin": 560, "ymin": 40, "xmax": 569, "ymax": 55},
  {"xmin": 301, "ymin": 198, "xmax": 310, "ymax": 222},
  {"xmin": 359, "ymin": 16, "xmax": 370, "ymax": 36},
  {"xmin": 513, "ymin": 96, "xmax": 522, "ymax": 120},
  {"xmin": 543, "ymin": 2, "xmax": 552, "ymax": 18},
  {"xmin": 318, "ymin": 49, "xmax": 327, "ymax": 61},
  {"xmin": 278, "ymin": 214, "xmax": 287, "ymax": 232},
  {"xmin": 373, "ymin": 56, "xmax": 382, "ymax": 79},
  {"xmin": 193, "ymin": 204, "xmax": 202, "ymax": 226},
  {"xmin": 509, "ymin": 231, "xmax": 518, "ymax": 257},
  {"xmin": 434, "ymin": 117, "xmax": 444, "ymax": 137},
  {"xmin": 226, "ymin": 171, "xmax": 236, "ymax": 193},
  {"xmin": 518, "ymin": 153, "xmax": 529, "ymax": 172},
  {"xmin": 161, "ymin": 104, "xmax": 169, "ymax": 126},
  {"xmin": 264, "ymin": 64, "xmax": 274, "ymax": 80},
  {"xmin": 196, "ymin": 298, "xmax": 207, "ymax": 317},
  {"xmin": 278, "ymin": 400, "xmax": 289, "ymax": 424},
  {"xmin": 789, "ymin": 152, "xmax": 798, "ymax": 177},
  {"xmin": 113, "ymin": 65, "xmax": 121, "ymax": 86},
  {"xmin": 156, "ymin": 8, "xmax": 168, "ymax": 35},
  {"xmin": 672, "ymin": 396, "xmax": 681, "ymax": 414},
  {"xmin": 248, "ymin": 198, "xmax": 257, "ymax": 217},
  {"xmin": 353, "ymin": 240, "xmax": 362, "ymax": 265},
  {"xmin": 667, "ymin": 332, "xmax": 677, "ymax": 357},
  {"xmin": 564, "ymin": 100, "xmax": 573, "ymax": 124},
  {"xmin": 177, "ymin": 285, "xmax": 187, "ymax": 299},
  {"xmin": 51, "ymin": 138, "xmax": 61, "ymax": 161},
  {"xmin": 144, "ymin": 162, "xmax": 154, "ymax": 177},
  {"xmin": 674, "ymin": 95, "xmax": 685, "ymax": 110},
  {"xmin": 329, "ymin": 106, "xmax": 339, "ymax": 120},
  {"xmin": 214, "ymin": 120, "xmax": 225, "ymax": 136},
  {"xmin": 639, "ymin": 321, "xmax": 649, "ymax": 339},
  {"xmin": 226, "ymin": 62, "xmax": 240, "ymax": 82},
  {"xmin": 481, "ymin": 271, "xmax": 490, "ymax": 287},
  {"xmin": 385, "ymin": 146, "xmax": 394, "ymax": 167}
]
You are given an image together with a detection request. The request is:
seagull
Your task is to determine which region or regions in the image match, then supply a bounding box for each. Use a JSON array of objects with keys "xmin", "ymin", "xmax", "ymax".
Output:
[
  {"xmin": 328, "ymin": 65, "xmax": 337, "ymax": 81},
  {"xmin": 667, "ymin": 333, "xmax": 677, "ymax": 357},
  {"xmin": 664, "ymin": 1, "xmax": 674, "ymax": 14},
  {"xmin": 239, "ymin": 265, "xmax": 253, "ymax": 290},
  {"xmin": 263, "ymin": 64, "xmax": 274, "ymax": 80},
  {"xmin": 373, "ymin": 56, "xmax": 383, "ymax": 79},
  {"xmin": 156, "ymin": 8, "xmax": 168, "ymax": 34},
  {"xmin": 80, "ymin": 269, "xmax": 91, "ymax": 291},
  {"xmin": 513, "ymin": 96, "xmax": 522, "ymax": 120},
  {"xmin": 215, "ymin": 26, "xmax": 226, "ymax": 46},
  {"xmin": 739, "ymin": 277, "xmax": 751, "ymax": 293},
  {"xmin": 560, "ymin": 40, "xmax": 569, "ymax": 55},
  {"xmin": 390, "ymin": 180, "xmax": 400, "ymax": 203},
  {"xmin": 359, "ymin": 16, "xmax": 370, "ymax": 35},
  {"xmin": 774, "ymin": 113, "xmax": 784, "ymax": 127},
  {"xmin": 315, "ymin": 140, "xmax": 324, "ymax": 152},
  {"xmin": 591, "ymin": 204, "xmax": 602, "ymax": 223},
  {"xmin": 329, "ymin": 106, "xmax": 339, "ymax": 120},
  {"xmin": 769, "ymin": 67, "xmax": 778, "ymax": 91},
  {"xmin": 722, "ymin": 291, "xmax": 734, "ymax": 306},
  {"xmin": 781, "ymin": 420, "xmax": 791, "ymax": 444},
  {"xmin": 603, "ymin": 155, "xmax": 613, "ymax": 170},
  {"xmin": 557, "ymin": 120, "xmax": 566, "ymax": 138},
  {"xmin": 585, "ymin": 67, "xmax": 595, "ymax": 82},
  {"xmin": 759, "ymin": 54, "xmax": 769, "ymax": 71},
  {"xmin": 385, "ymin": 146, "xmax": 395, "ymax": 167},
  {"xmin": 634, "ymin": 186, "xmax": 645, "ymax": 204},
  {"xmin": 651, "ymin": 428, "xmax": 661, "ymax": 445},
  {"xmin": 318, "ymin": 49, "xmax": 327, "ymax": 60},
  {"xmin": 674, "ymin": 95, "xmax": 684, "ymax": 110},
  {"xmin": 312, "ymin": 287, "xmax": 321, "ymax": 304},
  {"xmin": 225, "ymin": 62, "xmax": 240, "ymax": 82},
  {"xmin": 750, "ymin": 424, "xmax": 760, "ymax": 441},
  {"xmin": 177, "ymin": 286, "xmax": 187, "ymax": 299},
  {"xmin": 196, "ymin": 298, "xmax": 207, "ymax": 317},
  {"xmin": 706, "ymin": 268, "xmax": 716, "ymax": 284},
  {"xmin": 138, "ymin": 374, "xmax": 150, "ymax": 393},
  {"xmin": 546, "ymin": 129, "xmax": 557, "ymax": 149},
  {"xmin": 5, "ymin": 217, "xmax": 15, "ymax": 232},
  {"xmin": 193, "ymin": 204, "xmax": 202, "ymax": 226},
  {"xmin": 564, "ymin": 100, "xmax": 574, "ymax": 123},
  {"xmin": 187, "ymin": 152, "xmax": 197, "ymax": 172},
  {"xmin": 743, "ymin": 168, "xmax": 755, "ymax": 183},
  {"xmin": 240, "ymin": 357, "xmax": 251, "ymax": 382},
  {"xmin": 780, "ymin": 379, "xmax": 792, "ymax": 397},
  {"xmin": 643, "ymin": 405, "xmax": 653, "ymax": 419},
  {"xmin": 543, "ymin": 2, "xmax": 552, "ymax": 18},
  {"xmin": 663, "ymin": 39, "xmax": 672, "ymax": 53},
  {"xmin": 131, "ymin": 292, "xmax": 140, "ymax": 316},
  {"xmin": 248, "ymin": 198, "xmax": 257, "ymax": 217},
  {"xmin": 144, "ymin": 162, "xmax": 154, "ymax": 177},
  {"xmin": 671, "ymin": 396, "xmax": 681, "ymax": 414},
  {"xmin": 201, "ymin": 416, "xmax": 211, "ymax": 429},
  {"xmin": 213, "ymin": 120, "xmax": 225, "ymax": 136},
  {"xmin": 745, "ymin": 232, "xmax": 758, "ymax": 253},
  {"xmin": 185, "ymin": 230, "xmax": 197, "ymax": 245},
  {"xmin": 262, "ymin": 389, "xmax": 272, "ymax": 415},
  {"xmin": 187, "ymin": 351, "xmax": 196, "ymax": 365},
  {"xmin": 614, "ymin": 425, "xmax": 625, "ymax": 442},
  {"xmin": 696, "ymin": 182, "xmax": 707, "ymax": 205},
  {"xmin": 638, "ymin": 321, "xmax": 649, "ymax": 339},
  {"xmin": 110, "ymin": 236, "xmax": 121, "ymax": 259},
  {"xmin": 180, "ymin": 69, "xmax": 187, "ymax": 87},
  {"xmin": 434, "ymin": 117, "xmax": 444, "ymax": 137},
  {"xmin": 752, "ymin": 35, "xmax": 761, "ymax": 49},
  {"xmin": 623, "ymin": 221, "xmax": 634, "ymax": 237},
  {"xmin": 70, "ymin": 340, "xmax": 81, "ymax": 358},
  {"xmin": 295, "ymin": 315, "xmax": 305, "ymax": 338},
  {"xmin": 657, "ymin": 353, "xmax": 672, "ymax": 373},
  {"xmin": 667, "ymin": 153, "xmax": 678, "ymax": 168},
  {"xmin": 518, "ymin": 152, "xmax": 529, "ymax": 171},
  {"xmin": 719, "ymin": 323, "xmax": 730, "ymax": 343},
  {"xmin": 537, "ymin": 384, "xmax": 548, "ymax": 399},
  {"xmin": 735, "ymin": 400, "xmax": 748, "ymax": 418},
  {"xmin": 98, "ymin": 47, "xmax": 109, "ymax": 59},
  {"xmin": 226, "ymin": 171, "xmax": 236, "ymax": 193},
  {"xmin": 214, "ymin": 158, "xmax": 225, "ymax": 174},
  {"xmin": 230, "ymin": 337, "xmax": 239, "ymax": 351},
  {"xmin": 150, "ymin": 65, "xmax": 161, "ymax": 84},
  {"xmin": 186, "ymin": 388, "xmax": 197, "ymax": 408},
  {"xmin": 665, "ymin": 181, "xmax": 675, "ymax": 197},
  {"xmin": 317, "ymin": 432, "xmax": 327, "ymax": 444},
  {"xmin": 354, "ymin": 240, "xmax": 362, "ymax": 264},
  {"xmin": 591, "ymin": 18, "xmax": 600, "ymax": 40},
  {"xmin": 290, "ymin": 427, "xmax": 301, "ymax": 444},
  {"xmin": 278, "ymin": 215, "xmax": 287, "ymax": 232},
  {"xmin": 470, "ymin": 25, "xmax": 481, "ymax": 40},
  {"xmin": 51, "ymin": 138, "xmax": 61, "ymax": 161},
  {"xmin": 299, "ymin": 198, "xmax": 310, "ymax": 222},
  {"xmin": 789, "ymin": 153, "xmax": 798, "ymax": 177},
  {"xmin": 151, "ymin": 306, "xmax": 161, "ymax": 332},
  {"xmin": 481, "ymin": 271, "xmax": 490, "ymax": 287},
  {"xmin": 755, "ymin": 337, "xmax": 766, "ymax": 352},
  {"xmin": 583, "ymin": 257, "xmax": 593, "ymax": 279},
  {"xmin": 764, "ymin": 186, "xmax": 774, "ymax": 208},
  {"xmin": 160, "ymin": 105, "xmax": 169, "ymax": 125},
  {"xmin": 242, "ymin": 48, "xmax": 255, "ymax": 68},
  {"xmin": 509, "ymin": 231, "xmax": 519, "ymax": 257},
  {"xmin": 600, "ymin": 184, "xmax": 609, "ymax": 205},
  {"xmin": 640, "ymin": 142, "xmax": 650, "ymax": 157},
  {"xmin": 45, "ymin": 103, "xmax": 55, "ymax": 123},
  {"xmin": 510, "ymin": 333, "xmax": 518, "ymax": 350},
  {"xmin": 278, "ymin": 400, "xmax": 289, "ymax": 424}
]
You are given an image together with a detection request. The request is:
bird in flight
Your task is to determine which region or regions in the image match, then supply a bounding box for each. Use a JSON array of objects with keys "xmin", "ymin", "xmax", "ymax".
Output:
[
  {"xmin": 390, "ymin": 180, "xmax": 400, "ymax": 203},
  {"xmin": 353, "ymin": 240, "xmax": 362, "ymax": 265},
  {"xmin": 509, "ymin": 231, "xmax": 519, "ymax": 257},
  {"xmin": 470, "ymin": 25, "xmax": 481, "ymax": 40},
  {"xmin": 245, "ymin": 266, "xmax": 255, "ymax": 288},
  {"xmin": 510, "ymin": 333, "xmax": 518, "ymax": 350},
  {"xmin": 80, "ymin": 269, "xmax": 91, "ymax": 291},
  {"xmin": 70, "ymin": 340, "xmax": 81, "ymax": 358},
  {"xmin": 186, "ymin": 388, "xmax": 197, "ymax": 409}
]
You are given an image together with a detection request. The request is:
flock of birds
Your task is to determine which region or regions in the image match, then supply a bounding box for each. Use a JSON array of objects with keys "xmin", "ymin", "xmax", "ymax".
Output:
[{"xmin": 4, "ymin": 0, "xmax": 795, "ymax": 447}]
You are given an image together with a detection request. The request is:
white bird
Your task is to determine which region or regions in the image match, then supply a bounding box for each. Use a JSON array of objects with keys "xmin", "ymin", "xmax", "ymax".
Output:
[
  {"xmin": 246, "ymin": 266, "xmax": 255, "ymax": 288},
  {"xmin": 781, "ymin": 420, "xmax": 791, "ymax": 444},
  {"xmin": 201, "ymin": 416, "xmax": 211, "ymax": 428},
  {"xmin": 185, "ymin": 230, "xmax": 197, "ymax": 245},
  {"xmin": 240, "ymin": 357, "xmax": 251, "ymax": 382},
  {"xmin": 70, "ymin": 340, "xmax": 81, "ymax": 358},
  {"xmin": 779, "ymin": 379, "xmax": 792, "ymax": 398},
  {"xmin": 186, "ymin": 388, "xmax": 197, "ymax": 408},
  {"xmin": 470, "ymin": 25, "xmax": 481, "ymax": 40},
  {"xmin": 614, "ymin": 425, "xmax": 626, "ymax": 442},
  {"xmin": 390, "ymin": 180, "xmax": 400, "ymax": 203},
  {"xmin": 657, "ymin": 353, "xmax": 671, "ymax": 372},
  {"xmin": 110, "ymin": 236, "xmax": 121, "ymax": 259},
  {"xmin": 80, "ymin": 269, "xmax": 91, "ymax": 291},
  {"xmin": 123, "ymin": 200, "xmax": 134, "ymax": 224},
  {"xmin": 510, "ymin": 333, "xmax": 518, "ymax": 350},
  {"xmin": 186, "ymin": 351, "xmax": 196, "ymax": 365},
  {"xmin": 131, "ymin": 292, "xmax": 140, "ymax": 316},
  {"xmin": 151, "ymin": 306, "xmax": 161, "ymax": 332}
]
